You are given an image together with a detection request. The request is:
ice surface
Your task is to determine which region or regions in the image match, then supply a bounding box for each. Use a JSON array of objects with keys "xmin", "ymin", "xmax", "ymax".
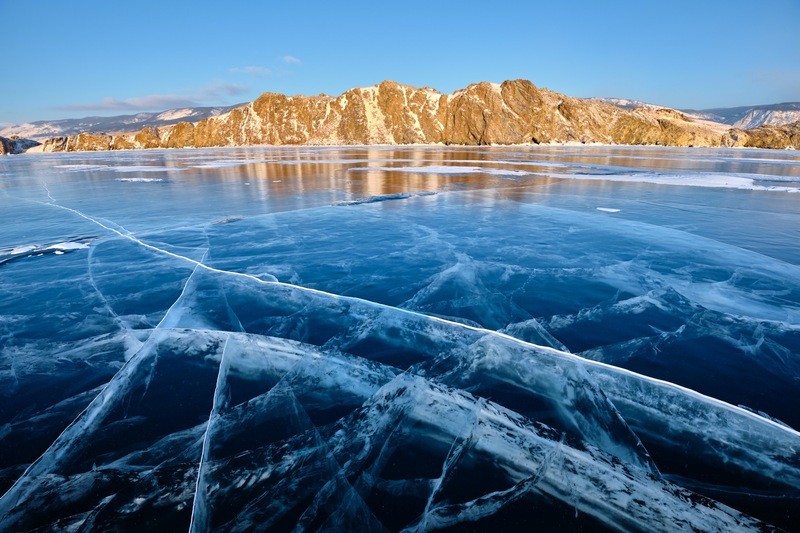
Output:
[
  {"xmin": 333, "ymin": 191, "xmax": 437, "ymax": 206},
  {"xmin": 1, "ymin": 145, "xmax": 799, "ymax": 529}
]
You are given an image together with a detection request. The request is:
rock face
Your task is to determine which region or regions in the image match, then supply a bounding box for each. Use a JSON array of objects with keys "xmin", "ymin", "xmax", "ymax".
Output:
[
  {"xmin": 0, "ymin": 135, "xmax": 40, "ymax": 155},
  {"xmin": 0, "ymin": 136, "xmax": 13, "ymax": 155},
  {"xmin": 40, "ymin": 130, "xmax": 159, "ymax": 152},
  {"xmin": 723, "ymin": 121, "xmax": 800, "ymax": 149},
  {"xmin": 37, "ymin": 80, "xmax": 800, "ymax": 152}
]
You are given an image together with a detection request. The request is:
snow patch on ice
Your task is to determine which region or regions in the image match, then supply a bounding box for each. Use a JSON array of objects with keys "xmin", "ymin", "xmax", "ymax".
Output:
[
  {"xmin": 111, "ymin": 166, "xmax": 176, "ymax": 173},
  {"xmin": 9, "ymin": 245, "xmax": 38, "ymax": 255},
  {"xmin": 48, "ymin": 242, "xmax": 90, "ymax": 251},
  {"xmin": 115, "ymin": 177, "xmax": 166, "ymax": 183},
  {"xmin": 54, "ymin": 164, "xmax": 107, "ymax": 171},
  {"xmin": 191, "ymin": 159, "xmax": 273, "ymax": 169},
  {"xmin": 353, "ymin": 165, "xmax": 534, "ymax": 176},
  {"xmin": 1, "ymin": 240, "xmax": 90, "ymax": 262},
  {"xmin": 552, "ymin": 171, "xmax": 800, "ymax": 193},
  {"xmin": 56, "ymin": 164, "xmax": 180, "ymax": 174}
]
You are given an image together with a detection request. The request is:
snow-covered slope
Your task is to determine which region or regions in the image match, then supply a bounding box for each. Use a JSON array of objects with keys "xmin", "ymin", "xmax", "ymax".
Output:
[
  {"xmin": 684, "ymin": 102, "xmax": 800, "ymax": 128},
  {"xmin": 598, "ymin": 98, "xmax": 800, "ymax": 129},
  {"xmin": 732, "ymin": 107, "xmax": 800, "ymax": 129},
  {"xmin": 591, "ymin": 97, "xmax": 664, "ymax": 111}
]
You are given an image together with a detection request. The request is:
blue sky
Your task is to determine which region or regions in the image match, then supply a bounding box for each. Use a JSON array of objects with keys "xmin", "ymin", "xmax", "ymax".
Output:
[{"xmin": 2, "ymin": 0, "xmax": 799, "ymax": 124}]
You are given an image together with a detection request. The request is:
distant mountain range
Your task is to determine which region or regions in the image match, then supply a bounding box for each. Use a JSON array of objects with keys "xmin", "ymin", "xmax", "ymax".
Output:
[
  {"xmin": 0, "ymin": 105, "xmax": 242, "ymax": 140},
  {"xmin": 595, "ymin": 98, "xmax": 800, "ymax": 129},
  {"xmin": 683, "ymin": 102, "xmax": 800, "ymax": 129}
]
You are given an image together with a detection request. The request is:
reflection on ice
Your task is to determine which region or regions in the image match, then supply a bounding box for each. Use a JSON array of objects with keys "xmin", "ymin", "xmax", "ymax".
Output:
[{"xmin": 1, "ymin": 145, "xmax": 799, "ymax": 529}]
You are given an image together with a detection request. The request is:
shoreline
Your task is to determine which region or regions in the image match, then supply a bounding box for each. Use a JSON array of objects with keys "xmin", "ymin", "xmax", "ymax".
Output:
[{"xmin": 10, "ymin": 140, "xmax": 799, "ymax": 157}]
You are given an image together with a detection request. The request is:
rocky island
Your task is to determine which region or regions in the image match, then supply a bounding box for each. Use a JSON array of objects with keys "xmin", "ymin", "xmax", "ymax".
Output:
[{"xmin": 7, "ymin": 80, "xmax": 800, "ymax": 153}]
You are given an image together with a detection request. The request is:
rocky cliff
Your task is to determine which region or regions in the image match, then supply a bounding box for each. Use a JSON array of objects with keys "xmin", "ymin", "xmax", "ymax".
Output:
[
  {"xmin": 723, "ymin": 121, "xmax": 800, "ymax": 149},
  {"xmin": 0, "ymin": 136, "xmax": 40, "ymax": 155},
  {"xmin": 38, "ymin": 80, "xmax": 800, "ymax": 152}
]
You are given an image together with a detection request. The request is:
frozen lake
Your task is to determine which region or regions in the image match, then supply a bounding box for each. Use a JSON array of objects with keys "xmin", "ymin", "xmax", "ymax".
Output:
[{"xmin": 1, "ymin": 145, "xmax": 799, "ymax": 530}]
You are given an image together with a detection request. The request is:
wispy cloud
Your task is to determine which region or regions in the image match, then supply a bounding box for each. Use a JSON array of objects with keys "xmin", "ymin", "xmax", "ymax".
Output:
[
  {"xmin": 55, "ymin": 96, "xmax": 196, "ymax": 112},
  {"xmin": 282, "ymin": 55, "xmax": 301, "ymax": 65},
  {"xmin": 195, "ymin": 82, "xmax": 249, "ymax": 100},
  {"xmin": 230, "ymin": 65, "xmax": 272, "ymax": 77},
  {"xmin": 53, "ymin": 82, "xmax": 249, "ymax": 112}
]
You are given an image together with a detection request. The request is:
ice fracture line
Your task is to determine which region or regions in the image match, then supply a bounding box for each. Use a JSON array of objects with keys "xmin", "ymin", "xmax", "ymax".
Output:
[{"xmin": 34, "ymin": 194, "xmax": 800, "ymax": 438}]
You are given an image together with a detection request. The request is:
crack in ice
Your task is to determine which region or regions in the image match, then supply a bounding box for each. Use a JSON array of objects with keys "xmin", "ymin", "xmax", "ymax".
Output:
[
  {"xmin": 189, "ymin": 334, "xmax": 230, "ymax": 533},
  {"xmin": 0, "ymin": 240, "xmax": 213, "ymax": 512},
  {"xmin": 142, "ymin": 250, "xmax": 208, "ymax": 398},
  {"xmin": 293, "ymin": 396, "xmax": 388, "ymax": 531},
  {"xmin": 41, "ymin": 181, "xmax": 55, "ymax": 204},
  {"xmin": 31, "ymin": 195, "xmax": 800, "ymax": 439},
  {"xmin": 86, "ymin": 243, "xmax": 147, "ymax": 361},
  {"xmin": 412, "ymin": 433, "xmax": 566, "ymax": 530},
  {"xmin": 416, "ymin": 397, "xmax": 485, "ymax": 531}
]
